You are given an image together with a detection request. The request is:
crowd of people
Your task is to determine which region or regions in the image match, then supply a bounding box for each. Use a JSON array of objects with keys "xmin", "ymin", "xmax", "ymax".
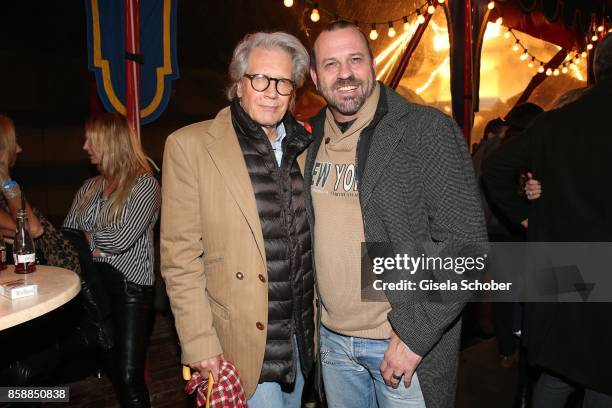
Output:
[{"xmin": 0, "ymin": 21, "xmax": 610, "ymax": 408}]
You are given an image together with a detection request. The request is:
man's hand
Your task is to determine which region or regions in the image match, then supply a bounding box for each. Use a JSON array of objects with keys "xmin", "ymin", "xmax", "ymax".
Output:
[
  {"xmin": 380, "ymin": 331, "xmax": 422, "ymax": 389},
  {"xmin": 189, "ymin": 354, "xmax": 224, "ymax": 382},
  {"xmin": 524, "ymin": 172, "xmax": 542, "ymax": 200}
]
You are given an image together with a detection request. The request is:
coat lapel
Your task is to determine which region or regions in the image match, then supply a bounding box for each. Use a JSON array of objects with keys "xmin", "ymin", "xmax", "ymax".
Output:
[
  {"xmin": 205, "ymin": 108, "xmax": 266, "ymax": 265},
  {"xmin": 359, "ymin": 96, "xmax": 406, "ymax": 209},
  {"xmin": 360, "ymin": 122, "xmax": 404, "ymax": 208}
]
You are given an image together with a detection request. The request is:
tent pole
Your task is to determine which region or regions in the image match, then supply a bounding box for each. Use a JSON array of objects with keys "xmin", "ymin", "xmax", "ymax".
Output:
[
  {"xmin": 125, "ymin": 0, "xmax": 141, "ymax": 138},
  {"xmin": 388, "ymin": 10, "xmax": 435, "ymax": 90},
  {"xmin": 513, "ymin": 48, "xmax": 568, "ymax": 108},
  {"xmin": 462, "ymin": 0, "xmax": 473, "ymax": 144}
]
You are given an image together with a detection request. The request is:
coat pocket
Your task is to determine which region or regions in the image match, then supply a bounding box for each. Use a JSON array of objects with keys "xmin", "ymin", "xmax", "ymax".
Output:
[
  {"xmin": 202, "ymin": 251, "xmax": 224, "ymax": 265},
  {"xmin": 207, "ymin": 292, "xmax": 230, "ymax": 321}
]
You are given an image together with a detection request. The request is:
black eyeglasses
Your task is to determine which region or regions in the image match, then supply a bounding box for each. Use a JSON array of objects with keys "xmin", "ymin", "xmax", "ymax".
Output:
[{"xmin": 243, "ymin": 73, "xmax": 295, "ymax": 96}]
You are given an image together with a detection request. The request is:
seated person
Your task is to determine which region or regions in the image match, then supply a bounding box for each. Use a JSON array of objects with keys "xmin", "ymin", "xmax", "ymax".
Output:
[
  {"xmin": 0, "ymin": 115, "xmax": 79, "ymax": 272},
  {"xmin": 0, "ymin": 115, "xmax": 110, "ymax": 386}
]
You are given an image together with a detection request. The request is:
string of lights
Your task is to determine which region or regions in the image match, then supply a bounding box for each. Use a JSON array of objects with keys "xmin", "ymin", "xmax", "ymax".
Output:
[
  {"xmin": 285, "ymin": 0, "xmax": 608, "ymax": 53},
  {"xmin": 502, "ymin": 27, "xmax": 566, "ymax": 76},
  {"xmin": 283, "ymin": 0, "xmax": 443, "ymax": 40},
  {"xmin": 282, "ymin": 0, "xmax": 609, "ymax": 84},
  {"xmin": 501, "ymin": 19, "xmax": 610, "ymax": 77},
  {"xmin": 586, "ymin": 21, "xmax": 610, "ymax": 52}
]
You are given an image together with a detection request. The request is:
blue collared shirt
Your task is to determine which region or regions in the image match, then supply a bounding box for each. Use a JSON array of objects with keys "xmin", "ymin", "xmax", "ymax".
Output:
[{"xmin": 270, "ymin": 122, "xmax": 287, "ymax": 166}]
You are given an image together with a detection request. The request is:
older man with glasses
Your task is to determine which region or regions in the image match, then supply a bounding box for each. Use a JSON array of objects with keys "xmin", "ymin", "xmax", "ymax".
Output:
[{"xmin": 161, "ymin": 32, "xmax": 314, "ymax": 407}]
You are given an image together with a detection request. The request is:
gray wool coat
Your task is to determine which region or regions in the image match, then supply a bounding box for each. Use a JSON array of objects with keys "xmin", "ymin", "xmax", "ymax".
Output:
[{"xmin": 304, "ymin": 83, "xmax": 487, "ymax": 408}]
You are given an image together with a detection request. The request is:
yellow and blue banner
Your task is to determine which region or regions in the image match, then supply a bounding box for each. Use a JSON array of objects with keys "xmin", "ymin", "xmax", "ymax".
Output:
[{"xmin": 85, "ymin": 0, "xmax": 178, "ymax": 124}]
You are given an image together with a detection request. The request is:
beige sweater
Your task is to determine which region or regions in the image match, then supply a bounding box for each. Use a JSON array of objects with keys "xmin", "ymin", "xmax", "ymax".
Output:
[{"xmin": 311, "ymin": 84, "xmax": 392, "ymax": 339}]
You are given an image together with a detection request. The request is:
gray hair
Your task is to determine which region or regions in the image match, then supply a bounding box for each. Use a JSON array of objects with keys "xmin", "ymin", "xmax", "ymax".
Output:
[
  {"xmin": 226, "ymin": 32, "xmax": 310, "ymax": 100},
  {"xmin": 594, "ymin": 34, "xmax": 612, "ymax": 83}
]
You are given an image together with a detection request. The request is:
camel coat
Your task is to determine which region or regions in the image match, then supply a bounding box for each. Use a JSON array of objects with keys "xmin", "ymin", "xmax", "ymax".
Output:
[{"xmin": 160, "ymin": 107, "xmax": 307, "ymax": 398}]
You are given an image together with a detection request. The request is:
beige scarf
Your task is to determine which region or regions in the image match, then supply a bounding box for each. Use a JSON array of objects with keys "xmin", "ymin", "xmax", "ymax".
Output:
[{"xmin": 323, "ymin": 82, "xmax": 381, "ymax": 150}]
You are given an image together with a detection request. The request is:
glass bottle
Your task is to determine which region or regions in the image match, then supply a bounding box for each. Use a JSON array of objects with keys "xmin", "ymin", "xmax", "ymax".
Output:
[
  {"xmin": 0, "ymin": 231, "xmax": 6, "ymax": 271},
  {"xmin": 14, "ymin": 209, "xmax": 36, "ymax": 274}
]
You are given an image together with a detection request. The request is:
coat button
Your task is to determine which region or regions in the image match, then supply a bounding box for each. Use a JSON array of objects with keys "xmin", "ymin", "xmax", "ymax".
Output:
[
  {"xmin": 258, "ymin": 274, "xmax": 266, "ymax": 283},
  {"xmin": 236, "ymin": 272, "xmax": 244, "ymax": 280},
  {"xmin": 256, "ymin": 322, "xmax": 265, "ymax": 330}
]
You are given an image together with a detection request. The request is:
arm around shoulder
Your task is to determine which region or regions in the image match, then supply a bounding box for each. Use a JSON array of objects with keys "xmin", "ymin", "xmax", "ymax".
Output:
[{"xmin": 481, "ymin": 131, "xmax": 532, "ymax": 224}]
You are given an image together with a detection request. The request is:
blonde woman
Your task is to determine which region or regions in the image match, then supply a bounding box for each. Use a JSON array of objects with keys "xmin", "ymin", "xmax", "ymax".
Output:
[
  {"xmin": 0, "ymin": 116, "xmax": 84, "ymax": 387},
  {"xmin": 64, "ymin": 112, "xmax": 160, "ymax": 408},
  {"xmin": 0, "ymin": 115, "xmax": 81, "ymax": 273},
  {"xmin": 0, "ymin": 115, "xmax": 43, "ymax": 239}
]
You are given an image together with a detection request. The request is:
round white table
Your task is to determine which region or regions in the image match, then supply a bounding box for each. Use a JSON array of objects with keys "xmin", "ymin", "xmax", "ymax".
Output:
[{"xmin": 0, "ymin": 265, "xmax": 80, "ymax": 331}]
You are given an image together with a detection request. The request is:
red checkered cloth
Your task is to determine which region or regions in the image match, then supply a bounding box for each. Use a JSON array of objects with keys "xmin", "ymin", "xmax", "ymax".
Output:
[{"xmin": 184, "ymin": 360, "xmax": 248, "ymax": 408}]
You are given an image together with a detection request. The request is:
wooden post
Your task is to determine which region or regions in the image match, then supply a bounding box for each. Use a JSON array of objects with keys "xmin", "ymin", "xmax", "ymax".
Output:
[{"xmin": 125, "ymin": 0, "xmax": 141, "ymax": 138}]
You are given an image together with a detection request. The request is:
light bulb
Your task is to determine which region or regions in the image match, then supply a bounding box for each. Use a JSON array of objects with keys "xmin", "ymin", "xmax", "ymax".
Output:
[
  {"xmin": 587, "ymin": 43, "xmax": 594, "ymax": 50},
  {"xmin": 528, "ymin": 61, "xmax": 534, "ymax": 68},
  {"xmin": 562, "ymin": 66, "xmax": 569, "ymax": 74},
  {"xmin": 504, "ymin": 30, "xmax": 511, "ymax": 39},
  {"xmin": 487, "ymin": 1, "xmax": 495, "ymax": 10},
  {"xmin": 546, "ymin": 68, "xmax": 552, "ymax": 76},
  {"xmin": 597, "ymin": 25, "xmax": 604, "ymax": 32},
  {"xmin": 283, "ymin": 0, "xmax": 293, "ymax": 7},
  {"xmin": 428, "ymin": 5, "xmax": 435, "ymax": 14},
  {"xmin": 495, "ymin": 17, "xmax": 503, "ymax": 25},
  {"xmin": 438, "ymin": 0, "xmax": 445, "ymax": 3},
  {"xmin": 565, "ymin": 54, "xmax": 572, "ymax": 61},
  {"xmin": 310, "ymin": 8, "xmax": 320, "ymax": 22},
  {"xmin": 538, "ymin": 65, "xmax": 545, "ymax": 74},
  {"xmin": 369, "ymin": 25, "xmax": 379, "ymax": 40},
  {"xmin": 512, "ymin": 41, "xmax": 520, "ymax": 52},
  {"xmin": 417, "ymin": 14, "xmax": 426, "ymax": 24},
  {"xmin": 581, "ymin": 51, "xmax": 587, "ymax": 58},
  {"xmin": 570, "ymin": 63, "xmax": 576, "ymax": 69},
  {"xmin": 553, "ymin": 68, "xmax": 559, "ymax": 76},
  {"xmin": 574, "ymin": 57, "xmax": 580, "ymax": 64},
  {"xmin": 520, "ymin": 51, "xmax": 529, "ymax": 60},
  {"xmin": 388, "ymin": 26, "xmax": 396, "ymax": 38},
  {"xmin": 403, "ymin": 16, "xmax": 410, "ymax": 31},
  {"xmin": 592, "ymin": 35, "xmax": 598, "ymax": 42}
]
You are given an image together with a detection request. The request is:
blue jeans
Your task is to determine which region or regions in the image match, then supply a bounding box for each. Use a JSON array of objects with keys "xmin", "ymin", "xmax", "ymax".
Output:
[
  {"xmin": 247, "ymin": 336, "xmax": 305, "ymax": 408},
  {"xmin": 320, "ymin": 325, "xmax": 426, "ymax": 408}
]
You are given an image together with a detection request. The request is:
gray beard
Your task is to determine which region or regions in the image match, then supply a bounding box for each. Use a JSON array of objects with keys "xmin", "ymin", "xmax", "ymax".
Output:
[
  {"xmin": 329, "ymin": 92, "xmax": 368, "ymax": 116},
  {"xmin": 319, "ymin": 80, "xmax": 375, "ymax": 116}
]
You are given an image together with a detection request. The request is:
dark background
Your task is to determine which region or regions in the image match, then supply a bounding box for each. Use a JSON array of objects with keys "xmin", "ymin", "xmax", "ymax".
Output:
[
  {"xmin": 0, "ymin": 0, "xmax": 322, "ymax": 224},
  {"xmin": 0, "ymin": 0, "xmax": 485, "ymax": 224}
]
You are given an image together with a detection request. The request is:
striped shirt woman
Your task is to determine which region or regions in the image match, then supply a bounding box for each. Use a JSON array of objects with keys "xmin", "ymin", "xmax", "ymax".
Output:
[
  {"xmin": 63, "ymin": 173, "xmax": 160, "ymax": 285},
  {"xmin": 65, "ymin": 112, "xmax": 160, "ymax": 407}
]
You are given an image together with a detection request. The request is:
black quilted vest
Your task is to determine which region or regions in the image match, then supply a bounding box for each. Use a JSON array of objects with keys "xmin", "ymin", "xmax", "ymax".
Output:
[{"xmin": 231, "ymin": 99, "xmax": 314, "ymax": 384}]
